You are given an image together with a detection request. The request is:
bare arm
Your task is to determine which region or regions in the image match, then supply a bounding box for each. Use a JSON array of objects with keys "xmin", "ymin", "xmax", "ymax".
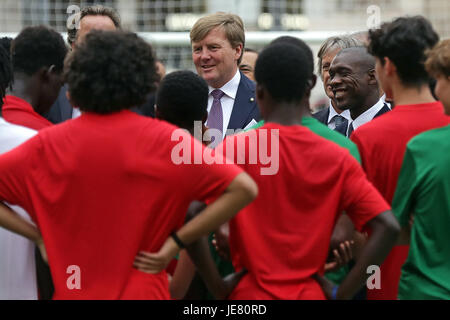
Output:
[
  {"xmin": 0, "ymin": 202, "xmax": 47, "ymax": 262},
  {"xmin": 316, "ymin": 210, "xmax": 400, "ymax": 299}
]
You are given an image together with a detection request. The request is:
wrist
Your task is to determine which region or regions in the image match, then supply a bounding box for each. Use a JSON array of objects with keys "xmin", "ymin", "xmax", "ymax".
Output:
[{"xmin": 331, "ymin": 285, "xmax": 339, "ymax": 300}]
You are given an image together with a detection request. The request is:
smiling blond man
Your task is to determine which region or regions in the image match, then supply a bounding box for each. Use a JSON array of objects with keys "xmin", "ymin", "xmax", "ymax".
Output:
[{"xmin": 190, "ymin": 13, "xmax": 260, "ymax": 143}]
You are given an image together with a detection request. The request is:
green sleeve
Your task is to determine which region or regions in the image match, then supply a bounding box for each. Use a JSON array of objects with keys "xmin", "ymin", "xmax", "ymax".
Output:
[{"xmin": 392, "ymin": 146, "xmax": 418, "ymax": 227}]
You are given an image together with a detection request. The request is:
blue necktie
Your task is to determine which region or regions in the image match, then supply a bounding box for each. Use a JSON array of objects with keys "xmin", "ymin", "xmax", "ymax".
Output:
[
  {"xmin": 207, "ymin": 89, "xmax": 225, "ymax": 144},
  {"xmin": 333, "ymin": 115, "xmax": 348, "ymax": 136}
]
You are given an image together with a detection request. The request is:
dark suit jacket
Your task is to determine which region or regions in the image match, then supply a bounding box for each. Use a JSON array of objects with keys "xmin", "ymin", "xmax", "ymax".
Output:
[
  {"xmin": 45, "ymin": 85, "xmax": 73, "ymax": 124},
  {"xmin": 226, "ymin": 72, "xmax": 260, "ymax": 132},
  {"xmin": 312, "ymin": 107, "xmax": 330, "ymax": 125}
]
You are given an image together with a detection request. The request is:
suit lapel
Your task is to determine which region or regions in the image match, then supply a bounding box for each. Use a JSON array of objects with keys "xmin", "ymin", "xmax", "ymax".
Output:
[
  {"xmin": 227, "ymin": 73, "xmax": 257, "ymax": 131},
  {"xmin": 374, "ymin": 103, "xmax": 390, "ymax": 119}
]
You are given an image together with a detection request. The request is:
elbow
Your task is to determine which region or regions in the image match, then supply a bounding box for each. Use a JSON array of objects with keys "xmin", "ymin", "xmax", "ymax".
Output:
[{"xmin": 380, "ymin": 210, "xmax": 401, "ymax": 240}]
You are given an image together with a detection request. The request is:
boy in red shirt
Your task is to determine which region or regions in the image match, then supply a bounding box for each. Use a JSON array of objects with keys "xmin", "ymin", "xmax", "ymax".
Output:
[
  {"xmin": 0, "ymin": 31, "xmax": 257, "ymax": 299},
  {"xmin": 219, "ymin": 43, "xmax": 400, "ymax": 300},
  {"xmin": 351, "ymin": 16, "xmax": 450, "ymax": 299}
]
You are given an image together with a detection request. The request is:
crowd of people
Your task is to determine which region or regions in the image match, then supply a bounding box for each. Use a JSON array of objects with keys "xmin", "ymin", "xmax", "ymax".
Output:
[{"xmin": 0, "ymin": 5, "xmax": 449, "ymax": 300}]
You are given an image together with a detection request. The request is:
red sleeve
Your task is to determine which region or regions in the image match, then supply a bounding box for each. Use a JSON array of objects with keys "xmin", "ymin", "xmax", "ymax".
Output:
[
  {"xmin": 0, "ymin": 135, "xmax": 41, "ymax": 221},
  {"xmin": 340, "ymin": 155, "xmax": 391, "ymax": 231}
]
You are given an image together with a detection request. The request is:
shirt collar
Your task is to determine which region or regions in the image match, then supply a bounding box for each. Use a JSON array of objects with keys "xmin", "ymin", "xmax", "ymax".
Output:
[
  {"xmin": 351, "ymin": 98, "xmax": 386, "ymax": 130},
  {"xmin": 208, "ymin": 70, "xmax": 241, "ymax": 100},
  {"xmin": 327, "ymin": 99, "xmax": 351, "ymax": 124}
]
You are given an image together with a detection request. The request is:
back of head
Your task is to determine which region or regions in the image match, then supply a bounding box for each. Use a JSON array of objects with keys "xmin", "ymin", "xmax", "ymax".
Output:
[
  {"xmin": 11, "ymin": 25, "xmax": 67, "ymax": 76},
  {"xmin": 270, "ymin": 36, "xmax": 314, "ymax": 75},
  {"xmin": 368, "ymin": 15, "xmax": 439, "ymax": 87},
  {"xmin": 65, "ymin": 30, "xmax": 157, "ymax": 114},
  {"xmin": 67, "ymin": 5, "xmax": 121, "ymax": 46},
  {"xmin": 255, "ymin": 43, "xmax": 312, "ymax": 103},
  {"xmin": 0, "ymin": 46, "xmax": 12, "ymax": 108},
  {"xmin": 190, "ymin": 12, "xmax": 245, "ymax": 64},
  {"xmin": 425, "ymin": 39, "xmax": 450, "ymax": 78},
  {"xmin": 156, "ymin": 70, "xmax": 208, "ymax": 130},
  {"xmin": 317, "ymin": 35, "xmax": 362, "ymax": 79}
]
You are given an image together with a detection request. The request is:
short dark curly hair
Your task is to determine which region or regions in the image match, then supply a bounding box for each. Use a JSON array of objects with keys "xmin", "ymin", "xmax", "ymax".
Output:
[
  {"xmin": 368, "ymin": 16, "xmax": 439, "ymax": 87},
  {"xmin": 65, "ymin": 30, "xmax": 157, "ymax": 114},
  {"xmin": 156, "ymin": 70, "xmax": 208, "ymax": 129},
  {"xmin": 255, "ymin": 43, "xmax": 312, "ymax": 103},
  {"xmin": 269, "ymin": 36, "xmax": 314, "ymax": 75},
  {"xmin": 0, "ymin": 46, "xmax": 12, "ymax": 108},
  {"xmin": 11, "ymin": 26, "xmax": 67, "ymax": 76}
]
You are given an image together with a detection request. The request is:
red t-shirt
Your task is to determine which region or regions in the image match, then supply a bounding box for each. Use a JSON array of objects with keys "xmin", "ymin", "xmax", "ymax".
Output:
[
  {"xmin": 0, "ymin": 110, "xmax": 242, "ymax": 300},
  {"xmin": 351, "ymin": 101, "xmax": 450, "ymax": 300},
  {"xmin": 2, "ymin": 95, "xmax": 53, "ymax": 130},
  {"xmin": 218, "ymin": 123, "xmax": 390, "ymax": 300}
]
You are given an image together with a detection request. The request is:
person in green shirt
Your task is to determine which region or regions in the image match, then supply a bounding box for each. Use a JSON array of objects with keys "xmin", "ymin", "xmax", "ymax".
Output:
[{"xmin": 392, "ymin": 39, "xmax": 450, "ymax": 300}]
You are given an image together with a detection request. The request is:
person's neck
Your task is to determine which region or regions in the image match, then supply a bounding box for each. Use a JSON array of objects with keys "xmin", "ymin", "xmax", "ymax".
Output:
[
  {"xmin": 392, "ymin": 83, "xmax": 436, "ymax": 106},
  {"xmin": 209, "ymin": 68, "xmax": 238, "ymax": 89},
  {"xmin": 350, "ymin": 92, "xmax": 379, "ymax": 120},
  {"xmin": 330, "ymin": 98, "xmax": 345, "ymax": 114},
  {"xmin": 8, "ymin": 75, "xmax": 34, "ymax": 109},
  {"xmin": 265, "ymin": 102, "xmax": 307, "ymax": 125}
]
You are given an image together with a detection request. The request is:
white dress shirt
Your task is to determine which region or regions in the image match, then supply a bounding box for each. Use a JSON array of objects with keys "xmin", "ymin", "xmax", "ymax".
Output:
[
  {"xmin": 348, "ymin": 98, "xmax": 388, "ymax": 135},
  {"xmin": 326, "ymin": 100, "xmax": 351, "ymax": 130},
  {"xmin": 0, "ymin": 118, "xmax": 38, "ymax": 300},
  {"xmin": 207, "ymin": 70, "xmax": 241, "ymax": 138}
]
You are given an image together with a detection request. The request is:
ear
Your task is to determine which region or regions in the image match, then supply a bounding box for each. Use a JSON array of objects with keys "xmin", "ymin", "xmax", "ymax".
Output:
[
  {"xmin": 305, "ymin": 75, "xmax": 317, "ymax": 98},
  {"xmin": 368, "ymin": 68, "xmax": 377, "ymax": 85},
  {"xmin": 256, "ymin": 83, "xmax": 265, "ymax": 102},
  {"xmin": 235, "ymin": 43, "xmax": 243, "ymax": 62},
  {"xmin": 384, "ymin": 57, "xmax": 396, "ymax": 76}
]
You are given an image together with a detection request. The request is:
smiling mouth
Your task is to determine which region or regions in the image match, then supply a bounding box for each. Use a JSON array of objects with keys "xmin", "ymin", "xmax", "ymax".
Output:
[
  {"xmin": 202, "ymin": 65, "xmax": 215, "ymax": 71},
  {"xmin": 333, "ymin": 88, "xmax": 347, "ymax": 99}
]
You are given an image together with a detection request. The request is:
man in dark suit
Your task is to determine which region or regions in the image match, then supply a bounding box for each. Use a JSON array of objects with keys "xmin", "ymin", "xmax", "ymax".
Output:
[
  {"xmin": 190, "ymin": 12, "xmax": 260, "ymax": 145},
  {"xmin": 45, "ymin": 5, "xmax": 121, "ymax": 124},
  {"xmin": 329, "ymin": 46, "xmax": 390, "ymax": 137},
  {"xmin": 313, "ymin": 36, "xmax": 361, "ymax": 134}
]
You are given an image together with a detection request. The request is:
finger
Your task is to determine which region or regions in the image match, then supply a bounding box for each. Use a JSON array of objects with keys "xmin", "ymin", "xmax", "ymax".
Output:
[
  {"xmin": 339, "ymin": 243, "xmax": 350, "ymax": 264},
  {"xmin": 137, "ymin": 251, "xmax": 157, "ymax": 258},
  {"xmin": 333, "ymin": 249, "xmax": 342, "ymax": 266},
  {"xmin": 324, "ymin": 261, "xmax": 337, "ymax": 272},
  {"xmin": 345, "ymin": 241, "xmax": 353, "ymax": 260}
]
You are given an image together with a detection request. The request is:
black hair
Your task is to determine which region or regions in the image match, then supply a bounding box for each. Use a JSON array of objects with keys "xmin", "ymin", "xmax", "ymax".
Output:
[
  {"xmin": 0, "ymin": 37, "xmax": 13, "ymax": 56},
  {"xmin": 255, "ymin": 43, "xmax": 312, "ymax": 103},
  {"xmin": 11, "ymin": 26, "xmax": 67, "ymax": 76},
  {"xmin": 65, "ymin": 30, "xmax": 157, "ymax": 114},
  {"xmin": 269, "ymin": 36, "xmax": 314, "ymax": 75},
  {"xmin": 156, "ymin": 70, "xmax": 208, "ymax": 129},
  {"xmin": 0, "ymin": 46, "xmax": 12, "ymax": 108},
  {"xmin": 368, "ymin": 16, "xmax": 439, "ymax": 87}
]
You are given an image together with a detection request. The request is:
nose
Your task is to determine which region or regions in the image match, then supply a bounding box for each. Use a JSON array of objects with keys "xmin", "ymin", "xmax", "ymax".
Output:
[
  {"xmin": 199, "ymin": 48, "xmax": 211, "ymax": 61},
  {"xmin": 329, "ymin": 73, "xmax": 342, "ymax": 89}
]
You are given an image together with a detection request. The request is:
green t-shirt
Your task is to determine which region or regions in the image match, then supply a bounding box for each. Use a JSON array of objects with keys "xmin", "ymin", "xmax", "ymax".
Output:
[
  {"xmin": 247, "ymin": 118, "xmax": 361, "ymax": 284},
  {"xmin": 393, "ymin": 125, "xmax": 450, "ymax": 299}
]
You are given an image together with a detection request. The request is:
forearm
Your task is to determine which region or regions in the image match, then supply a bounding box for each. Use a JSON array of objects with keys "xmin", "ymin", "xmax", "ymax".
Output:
[
  {"xmin": 185, "ymin": 236, "xmax": 228, "ymax": 299},
  {"xmin": 175, "ymin": 172, "xmax": 257, "ymax": 247},
  {"xmin": 0, "ymin": 202, "xmax": 40, "ymax": 243},
  {"xmin": 337, "ymin": 211, "xmax": 400, "ymax": 299}
]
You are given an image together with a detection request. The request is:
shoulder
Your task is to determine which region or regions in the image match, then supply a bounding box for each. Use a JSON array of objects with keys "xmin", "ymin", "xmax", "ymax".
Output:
[
  {"xmin": 0, "ymin": 119, "xmax": 37, "ymax": 148},
  {"xmin": 238, "ymin": 72, "xmax": 256, "ymax": 92},
  {"xmin": 408, "ymin": 125, "xmax": 450, "ymax": 153},
  {"xmin": 312, "ymin": 107, "xmax": 329, "ymax": 124}
]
